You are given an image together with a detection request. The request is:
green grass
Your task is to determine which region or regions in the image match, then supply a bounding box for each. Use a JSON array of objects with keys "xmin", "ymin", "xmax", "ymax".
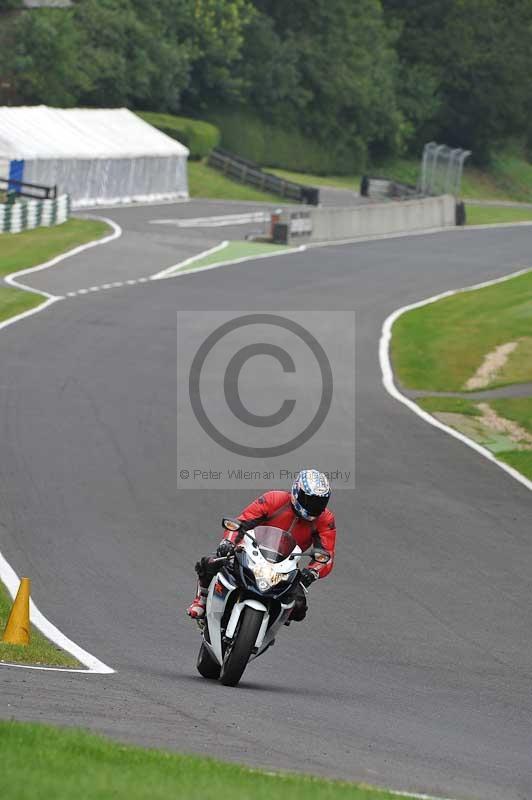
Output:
[
  {"xmin": 466, "ymin": 204, "xmax": 532, "ymax": 225},
  {"xmin": 391, "ymin": 270, "xmax": 532, "ymax": 391},
  {"xmin": 188, "ymin": 160, "xmax": 282, "ymax": 203},
  {"xmin": 486, "ymin": 397, "xmax": 532, "ymax": 478},
  {"xmin": 0, "ymin": 286, "xmax": 41, "ymax": 323},
  {"xmin": 268, "ymin": 168, "xmax": 361, "ymax": 191},
  {"xmin": 266, "ymin": 149, "xmax": 532, "ymax": 202},
  {"xmin": 0, "ymin": 583, "xmax": 80, "ymax": 668},
  {"xmin": 0, "ymin": 219, "xmax": 110, "ymax": 323},
  {"xmin": 162, "ymin": 241, "xmax": 295, "ymax": 278},
  {"xmin": 498, "ymin": 451, "xmax": 532, "ymax": 480},
  {"xmin": 177, "ymin": 241, "xmax": 293, "ymax": 273},
  {"xmin": 0, "ymin": 219, "xmax": 109, "ymax": 278},
  {"xmin": 416, "ymin": 397, "xmax": 482, "ymax": 416},
  {"xmin": 0, "ymin": 721, "xmax": 421, "ymax": 800},
  {"xmin": 490, "ymin": 398, "xmax": 532, "ymax": 433}
]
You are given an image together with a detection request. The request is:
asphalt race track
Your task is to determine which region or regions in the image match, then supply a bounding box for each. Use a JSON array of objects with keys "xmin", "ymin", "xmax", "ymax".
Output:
[{"xmin": 1, "ymin": 202, "xmax": 531, "ymax": 800}]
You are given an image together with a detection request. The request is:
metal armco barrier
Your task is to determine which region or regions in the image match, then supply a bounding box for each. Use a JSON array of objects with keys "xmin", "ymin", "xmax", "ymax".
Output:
[
  {"xmin": 272, "ymin": 195, "xmax": 456, "ymax": 245},
  {"xmin": 208, "ymin": 148, "xmax": 320, "ymax": 205},
  {"xmin": 0, "ymin": 176, "xmax": 57, "ymax": 201},
  {"xmin": 360, "ymin": 176, "xmax": 419, "ymax": 200}
]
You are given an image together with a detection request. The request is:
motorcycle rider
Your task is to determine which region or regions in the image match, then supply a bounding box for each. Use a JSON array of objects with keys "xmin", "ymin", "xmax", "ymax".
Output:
[{"xmin": 187, "ymin": 469, "xmax": 336, "ymax": 622}]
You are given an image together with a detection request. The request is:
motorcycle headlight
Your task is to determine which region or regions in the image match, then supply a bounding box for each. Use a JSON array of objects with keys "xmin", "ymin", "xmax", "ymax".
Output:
[{"xmin": 251, "ymin": 564, "xmax": 292, "ymax": 590}]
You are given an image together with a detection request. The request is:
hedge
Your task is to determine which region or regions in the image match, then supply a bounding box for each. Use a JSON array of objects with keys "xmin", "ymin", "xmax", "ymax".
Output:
[{"xmin": 136, "ymin": 112, "xmax": 220, "ymax": 160}]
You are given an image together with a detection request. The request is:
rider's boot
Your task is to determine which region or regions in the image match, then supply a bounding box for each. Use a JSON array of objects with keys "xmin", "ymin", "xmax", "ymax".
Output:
[{"xmin": 187, "ymin": 584, "xmax": 208, "ymax": 619}]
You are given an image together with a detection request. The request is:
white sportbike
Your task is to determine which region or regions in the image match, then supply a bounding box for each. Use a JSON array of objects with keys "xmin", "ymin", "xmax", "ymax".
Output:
[{"xmin": 195, "ymin": 517, "xmax": 329, "ymax": 687}]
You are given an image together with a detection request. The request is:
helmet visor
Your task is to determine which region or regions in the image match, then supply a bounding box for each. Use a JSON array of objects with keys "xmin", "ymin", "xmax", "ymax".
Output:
[{"xmin": 296, "ymin": 488, "xmax": 329, "ymax": 517}]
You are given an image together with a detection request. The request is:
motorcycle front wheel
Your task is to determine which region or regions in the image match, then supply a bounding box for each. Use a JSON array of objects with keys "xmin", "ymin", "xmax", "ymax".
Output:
[{"xmin": 220, "ymin": 606, "xmax": 263, "ymax": 687}]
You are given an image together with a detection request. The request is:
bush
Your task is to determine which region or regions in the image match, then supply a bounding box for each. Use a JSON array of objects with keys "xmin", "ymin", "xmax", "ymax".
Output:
[
  {"xmin": 209, "ymin": 110, "xmax": 365, "ymax": 175},
  {"xmin": 136, "ymin": 112, "xmax": 220, "ymax": 160}
]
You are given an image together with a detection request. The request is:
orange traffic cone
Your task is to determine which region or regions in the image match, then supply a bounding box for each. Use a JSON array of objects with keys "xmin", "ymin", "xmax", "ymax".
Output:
[{"xmin": 2, "ymin": 577, "xmax": 31, "ymax": 646}]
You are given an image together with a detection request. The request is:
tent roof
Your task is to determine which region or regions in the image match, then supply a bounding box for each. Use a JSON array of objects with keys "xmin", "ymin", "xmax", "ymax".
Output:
[{"xmin": 0, "ymin": 106, "xmax": 189, "ymax": 160}]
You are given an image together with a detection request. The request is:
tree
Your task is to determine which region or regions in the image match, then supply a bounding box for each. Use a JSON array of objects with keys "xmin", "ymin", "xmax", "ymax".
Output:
[
  {"xmin": 382, "ymin": 0, "xmax": 532, "ymax": 161},
  {"xmin": 180, "ymin": 0, "xmax": 256, "ymax": 110},
  {"xmin": 251, "ymin": 0, "xmax": 402, "ymax": 166},
  {"xmin": 6, "ymin": 8, "xmax": 90, "ymax": 106}
]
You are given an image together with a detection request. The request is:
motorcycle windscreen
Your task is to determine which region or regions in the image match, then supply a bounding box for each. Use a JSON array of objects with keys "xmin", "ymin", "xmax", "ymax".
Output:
[{"xmin": 253, "ymin": 526, "xmax": 297, "ymax": 564}]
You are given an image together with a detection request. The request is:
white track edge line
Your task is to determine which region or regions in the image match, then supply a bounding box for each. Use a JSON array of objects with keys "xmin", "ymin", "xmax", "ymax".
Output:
[
  {"xmin": 379, "ymin": 266, "xmax": 532, "ymax": 493},
  {"xmin": 1, "ymin": 217, "xmax": 120, "ymax": 673}
]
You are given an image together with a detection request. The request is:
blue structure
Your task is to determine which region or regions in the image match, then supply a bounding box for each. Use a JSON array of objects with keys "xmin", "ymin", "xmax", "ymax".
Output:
[{"xmin": 8, "ymin": 159, "xmax": 24, "ymax": 193}]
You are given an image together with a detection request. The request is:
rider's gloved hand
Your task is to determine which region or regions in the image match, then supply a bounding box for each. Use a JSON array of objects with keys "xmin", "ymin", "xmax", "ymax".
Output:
[
  {"xmin": 194, "ymin": 556, "xmax": 213, "ymax": 577},
  {"xmin": 300, "ymin": 568, "xmax": 319, "ymax": 588},
  {"xmin": 216, "ymin": 540, "xmax": 235, "ymax": 558}
]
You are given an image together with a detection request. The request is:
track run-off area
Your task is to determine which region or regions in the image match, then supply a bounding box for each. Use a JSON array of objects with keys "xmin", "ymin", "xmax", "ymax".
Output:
[{"xmin": 0, "ymin": 201, "xmax": 531, "ymax": 800}]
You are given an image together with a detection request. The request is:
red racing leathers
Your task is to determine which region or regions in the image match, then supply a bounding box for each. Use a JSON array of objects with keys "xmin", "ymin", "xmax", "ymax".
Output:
[{"xmin": 224, "ymin": 490, "xmax": 336, "ymax": 580}]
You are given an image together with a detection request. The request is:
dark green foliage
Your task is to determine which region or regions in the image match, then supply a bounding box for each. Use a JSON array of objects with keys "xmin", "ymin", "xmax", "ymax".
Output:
[
  {"xmin": 210, "ymin": 110, "xmax": 360, "ymax": 175},
  {"xmin": 2, "ymin": 0, "xmax": 532, "ymax": 169},
  {"xmin": 137, "ymin": 112, "xmax": 220, "ymax": 159},
  {"xmin": 382, "ymin": 0, "xmax": 532, "ymax": 163},
  {"xmin": 249, "ymin": 0, "xmax": 402, "ymax": 167}
]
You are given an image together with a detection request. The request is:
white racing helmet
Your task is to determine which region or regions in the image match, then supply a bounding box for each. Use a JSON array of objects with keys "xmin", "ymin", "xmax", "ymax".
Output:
[{"xmin": 290, "ymin": 469, "xmax": 331, "ymax": 521}]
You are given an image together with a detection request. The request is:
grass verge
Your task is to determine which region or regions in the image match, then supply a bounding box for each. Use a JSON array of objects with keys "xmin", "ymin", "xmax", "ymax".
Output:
[
  {"xmin": 0, "ymin": 219, "xmax": 111, "ymax": 323},
  {"xmin": 0, "ymin": 219, "xmax": 110, "ymax": 279},
  {"xmin": 391, "ymin": 270, "xmax": 532, "ymax": 391},
  {"xmin": 162, "ymin": 241, "xmax": 296, "ymax": 278},
  {"xmin": 392, "ymin": 270, "xmax": 532, "ymax": 484},
  {"xmin": 188, "ymin": 160, "xmax": 281, "ymax": 203},
  {"xmin": 0, "ymin": 583, "xmax": 80, "ymax": 668},
  {"xmin": 416, "ymin": 397, "xmax": 481, "ymax": 416},
  {"xmin": 466, "ymin": 204, "xmax": 532, "ymax": 225},
  {"xmin": 265, "ymin": 149, "xmax": 532, "ymax": 203},
  {"xmin": 416, "ymin": 397, "xmax": 532, "ymax": 479},
  {"xmin": 0, "ymin": 721, "xmax": 421, "ymax": 800},
  {"xmin": 268, "ymin": 168, "xmax": 360, "ymax": 191}
]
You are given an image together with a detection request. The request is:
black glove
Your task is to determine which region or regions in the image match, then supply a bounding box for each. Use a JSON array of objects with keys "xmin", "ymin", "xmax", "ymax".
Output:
[
  {"xmin": 216, "ymin": 540, "xmax": 235, "ymax": 558},
  {"xmin": 300, "ymin": 568, "xmax": 319, "ymax": 588},
  {"xmin": 194, "ymin": 556, "xmax": 213, "ymax": 578}
]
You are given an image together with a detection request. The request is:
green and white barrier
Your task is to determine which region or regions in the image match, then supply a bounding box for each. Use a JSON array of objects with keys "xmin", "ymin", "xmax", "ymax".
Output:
[{"xmin": 0, "ymin": 194, "xmax": 71, "ymax": 234}]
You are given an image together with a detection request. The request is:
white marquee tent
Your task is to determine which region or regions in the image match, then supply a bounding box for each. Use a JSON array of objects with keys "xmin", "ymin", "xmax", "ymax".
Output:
[{"xmin": 0, "ymin": 106, "xmax": 189, "ymax": 206}]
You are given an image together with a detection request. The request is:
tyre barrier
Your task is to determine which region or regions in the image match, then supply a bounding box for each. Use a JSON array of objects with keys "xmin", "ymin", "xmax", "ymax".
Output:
[{"xmin": 0, "ymin": 194, "xmax": 71, "ymax": 234}]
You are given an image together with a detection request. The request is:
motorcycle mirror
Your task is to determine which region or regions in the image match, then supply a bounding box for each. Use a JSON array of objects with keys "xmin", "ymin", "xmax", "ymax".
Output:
[
  {"xmin": 222, "ymin": 517, "xmax": 241, "ymax": 532},
  {"xmin": 310, "ymin": 548, "xmax": 330, "ymax": 564}
]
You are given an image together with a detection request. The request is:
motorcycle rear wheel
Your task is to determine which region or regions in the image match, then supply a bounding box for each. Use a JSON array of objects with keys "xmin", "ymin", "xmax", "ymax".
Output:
[
  {"xmin": 197, "ymin": 642, "xmax": 221, "ymax": 679},
  {"xmin": 220, "ymin": 607, "xmax": 263, "ymax": 687}
]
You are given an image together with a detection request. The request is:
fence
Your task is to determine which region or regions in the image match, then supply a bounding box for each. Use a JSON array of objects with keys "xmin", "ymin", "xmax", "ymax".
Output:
[
  {"xmin": 0, "ymin": 194, "xmax": 70, "ymax": 234},
  {"xmin": 419, "ymin": 143, "xmax": 471, "ymax": 196},
  {"xmin": 207, "ymin": 148, "xmax": 320, "ymax": 205}
]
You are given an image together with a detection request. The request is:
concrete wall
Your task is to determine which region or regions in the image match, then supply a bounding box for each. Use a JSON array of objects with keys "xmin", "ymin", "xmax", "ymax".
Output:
[{"xmin": 281, "ymin": 194, "xmax": 456, "ymax": 244}]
